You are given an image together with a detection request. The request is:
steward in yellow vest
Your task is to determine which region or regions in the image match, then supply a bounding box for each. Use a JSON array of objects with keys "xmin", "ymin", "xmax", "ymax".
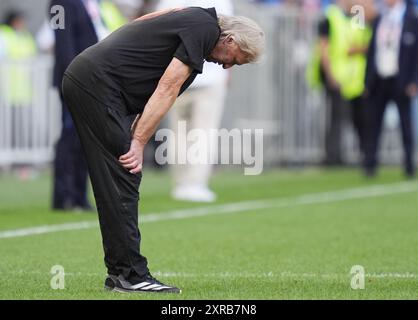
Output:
[
  {"xmin": 307, "ymin": 3, "xmax": 372, "ymax": 100},
  {"xmin": 306, "ymin": 1, "xmax": 375, "ymax": 164},
  {"xmin": 0, "ymin": 12, "xmax": 37, "ymax": 107}
]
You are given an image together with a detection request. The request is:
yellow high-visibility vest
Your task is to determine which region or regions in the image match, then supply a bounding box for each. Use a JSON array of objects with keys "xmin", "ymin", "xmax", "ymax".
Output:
[
  {"xmin": 0, "ymin": 25, "xmax": 37, "ymax": 106},
  {"xmin": 100, "ymin": 0, "xmax": 127, "ymax": 32},
  {"xmin": 306, "ymin": 5, "xmax": 371, "ymax": 100},
  {"xmin": 306, "ymin": 6, "xmax": 348, "ymax": 90},
  {"xmin": 326, "ymin": 5, "xmax": 350, "ymax": 87},
  {"xmin": 340, "ymin": 21, "xmax": 372, "ymax": 99}
]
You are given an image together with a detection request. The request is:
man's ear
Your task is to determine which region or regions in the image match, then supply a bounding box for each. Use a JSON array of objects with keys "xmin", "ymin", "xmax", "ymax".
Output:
[
  {"xmin": 222, "ymin": 35, "xmax": 234, "ymax": 45},
  {"xmin": 226, "ymin": 36, "xmax": 235, "ymax": 44}
]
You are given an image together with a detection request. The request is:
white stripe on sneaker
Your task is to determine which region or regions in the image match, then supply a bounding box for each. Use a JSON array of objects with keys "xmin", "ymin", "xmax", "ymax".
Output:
[
  {"xmin": 141, "ymin": 284, "xmax": 164, "ymax": 290},
  {"xmin": 153, "ymin": 286, "xmax": 172, "ymax": 291},
  {"xmin": 130, "ymin": 282, "xmax": 150, "ymax": 290}
]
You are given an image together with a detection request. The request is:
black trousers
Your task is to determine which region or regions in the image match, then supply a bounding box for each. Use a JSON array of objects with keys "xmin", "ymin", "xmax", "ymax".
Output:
[
  {"xmin": 324, "ymin": 86, "xmax": 346, "ymax": 165},
  {"xmin": 52, "ymin": 94, "xmax": 90, "ymax": 209},
  {"xmin": 364, "ymin": 77, "xmax": 415, "ymax": 175},
  {"xmin": 348, "ymin": 96, "xmax": 367, "ymax": 157},
  {"xmin": 62, "ymin": 75, "xmax": 149, "ymax": 282}
]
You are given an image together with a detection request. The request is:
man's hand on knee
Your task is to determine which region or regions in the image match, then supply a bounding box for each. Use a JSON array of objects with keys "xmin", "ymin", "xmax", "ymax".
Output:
[{"xmin": 119, "ymin": 139, "xmax": 144, "ymax": 174}]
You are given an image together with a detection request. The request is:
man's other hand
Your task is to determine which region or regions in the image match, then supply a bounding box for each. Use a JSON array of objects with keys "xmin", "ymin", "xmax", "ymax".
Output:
[{"xmin": 119, "ymin": 139, "xmax": 145, "ymax": 174}]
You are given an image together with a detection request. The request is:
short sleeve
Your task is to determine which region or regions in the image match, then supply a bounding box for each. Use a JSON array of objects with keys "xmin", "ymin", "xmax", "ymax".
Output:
[{"xmin": 174, "ymin": 22, "xmax": 220, "ymax": 74}]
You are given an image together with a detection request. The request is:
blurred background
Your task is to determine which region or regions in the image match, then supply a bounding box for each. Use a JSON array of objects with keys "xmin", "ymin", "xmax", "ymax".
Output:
[
  {"xmin": 1, "ymin": 0, "xmax": 418, "ymax": 170},
  {"xmin": 1, "ymin": 0, "xmax": 418, "ymax": 186}
]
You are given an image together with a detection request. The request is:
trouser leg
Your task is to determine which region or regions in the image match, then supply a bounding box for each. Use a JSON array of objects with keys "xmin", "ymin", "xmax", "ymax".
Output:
[
  {"xmin": 324, "ymin": 87, "xmax": 344, "ymax": 165},
  {"xmin": 62, "ymin": 76, "xmax": 148, "ymax": 281},
  {"xmin": 53, "ymin": 94, "xmax": 90, "ymax": 209},
  {"xmin": 52, "ymin": 125, "xmax": 72, "ymax": 209},
  {"xmin": 395, "ymin": 93, "xmax": 415, "ymax": 175},
  {"xmin": 69, "ymin": 126, "xmax": 90, "ymax": 207},
  {"xmin": 364, "ymin": 80, "xmax": 390, "ymax": 172},
  {"xmin": 349, "ymin": 96, "xmax": 367, "ymax": 157},
  {"xmin": 60, "ymin": 94, "xmax": 90, "ymax": 208}
]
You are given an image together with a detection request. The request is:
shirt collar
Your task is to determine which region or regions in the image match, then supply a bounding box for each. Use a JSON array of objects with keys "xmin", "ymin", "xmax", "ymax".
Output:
[{"xmin": 207, "ymin": 7, "xmax": 218, "ymax": 20}]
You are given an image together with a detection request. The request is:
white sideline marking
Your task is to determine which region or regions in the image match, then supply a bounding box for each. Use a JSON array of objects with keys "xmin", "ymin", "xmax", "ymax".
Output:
[
  {"xmin": 153, "ymin": 271, "xmax": 418, "ymax": 280},
  {"xmin": 1, "ymin": 181, "xmax": 418, "ymax": 240},
  {"xmin": 0, "ymin": 221, "xmax": 98, "ymax": 239},
  {"xmin": 1, "ymin": 270, "xmax": 417, "ymax": 279}
]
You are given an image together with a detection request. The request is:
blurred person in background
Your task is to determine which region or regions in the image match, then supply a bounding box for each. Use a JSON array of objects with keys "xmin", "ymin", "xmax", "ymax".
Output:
[
  {"xmin": 413, "ymin": 0, "xmax": 418, "ymax": 153},
  {"xmin": 0, "ymin": 12, "xmax": 36, "ymax": 106},
  {"xmin": 36, "ymin": 20, "xmax": 55, "ymax": 53},
  {"xmin": 364, "ymin": 0, "xmax": 418, "ymax": 178},
  {"xmin": 0, "ymin": 24, "xmax": 6, "ymax": 58},
  {"xmin": 50, "ymin": 0, "xmax": 126, "ymax": 211},
  {"xmin": 316, "ymin": 0, "xmax": 351, "ymax": 166},
  {"xmin": 0, "ymin": 11, "xmax": 37, "ymax": 179},
  {"xmin": 307, "ymin": 0, "xmax": 376, "ymax": 165},
  {"xmin": 338, "ymin": 0, "xmax": 376, "ymax": 161},
  {"xmin": 414, "ymin": 93, "xmax": 418, "ymax": 147},
  {"xmin": 156, "ymin": 0, "xmax": 234, "ymax": 203}
]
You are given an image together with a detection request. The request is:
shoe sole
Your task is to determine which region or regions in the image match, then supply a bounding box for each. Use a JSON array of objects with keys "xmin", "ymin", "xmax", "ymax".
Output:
[{"xmin": 112, "ymin": 287, "xmax": 182, "ymax": 294}]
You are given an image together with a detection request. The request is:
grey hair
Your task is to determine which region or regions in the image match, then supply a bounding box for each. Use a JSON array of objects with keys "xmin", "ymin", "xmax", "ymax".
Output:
[{"xmin": 217, "ymin": 14, "xmax": 265, "ymax": 63}]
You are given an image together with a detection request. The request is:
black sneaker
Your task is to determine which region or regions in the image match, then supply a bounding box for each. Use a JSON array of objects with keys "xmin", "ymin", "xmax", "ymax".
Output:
[
  {"xmin": 112, "ymin": 273, "xmax": 181, "ymax": 294},
  {"xmin": 104, "ymin": 274, "xmax": 118, "ymax": 291}
]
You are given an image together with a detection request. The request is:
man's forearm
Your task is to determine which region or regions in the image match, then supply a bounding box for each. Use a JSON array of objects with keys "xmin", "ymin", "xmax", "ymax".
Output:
[
  {"xmin": 129, "ymin": 57, "xmax": 192, "ymax": 148},
  {"xmin": 132, "ymin": 87, "xmax": 180, "ymax": 145}
]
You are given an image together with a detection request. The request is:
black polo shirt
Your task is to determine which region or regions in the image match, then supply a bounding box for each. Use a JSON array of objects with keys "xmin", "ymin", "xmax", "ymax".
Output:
[{"xmin": 65, "ymin": 7, "xmax": 221, "ymax": 114}]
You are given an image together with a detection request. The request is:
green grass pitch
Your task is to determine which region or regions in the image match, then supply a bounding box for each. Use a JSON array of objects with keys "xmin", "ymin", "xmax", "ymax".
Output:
[{"xmin": 1, "ymin": 167, "xmax": 418, "ymax": 299}]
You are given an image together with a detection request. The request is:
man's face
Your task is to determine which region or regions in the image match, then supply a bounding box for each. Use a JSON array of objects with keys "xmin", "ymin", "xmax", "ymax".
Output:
[{"xmin": 206, "ymin": 37, "xmax": 248, "ymax": 69}]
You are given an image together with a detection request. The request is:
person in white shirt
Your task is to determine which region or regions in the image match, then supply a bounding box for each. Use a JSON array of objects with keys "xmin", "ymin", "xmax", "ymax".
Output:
[
  {"xmin": 157, "ymin": 0, "xmax": 234, "ymax": 202},
  {"xmin": 374, "ymin": 0, "xmax": 406, "ymax": 78},
  {"xmin": 364, "ymin": 0, "xmax": 418, "ymax": 178}
]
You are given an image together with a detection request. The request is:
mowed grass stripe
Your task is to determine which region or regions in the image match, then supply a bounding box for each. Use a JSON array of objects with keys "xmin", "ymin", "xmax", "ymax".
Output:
[{"xmin": 1, "ymin": 181, "xmax": 418, "ymax": 239}]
